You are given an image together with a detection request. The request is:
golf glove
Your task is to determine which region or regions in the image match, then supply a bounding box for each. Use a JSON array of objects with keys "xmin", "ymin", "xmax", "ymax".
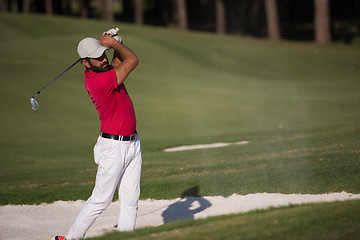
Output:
[{"xmin": 103, "ymin": 27, "xmax": 122, "ymax": 43}]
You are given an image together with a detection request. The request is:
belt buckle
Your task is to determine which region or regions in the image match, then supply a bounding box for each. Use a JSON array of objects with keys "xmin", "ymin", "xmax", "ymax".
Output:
[{"xmin": 130, "ymin": 133, "xmax": 136, "ymax": 141}]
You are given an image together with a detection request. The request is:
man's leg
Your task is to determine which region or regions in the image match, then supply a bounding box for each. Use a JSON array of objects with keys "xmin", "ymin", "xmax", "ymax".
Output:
[
  {"xmin": 66, "ymin": 137, "xmax": 125, "ymax": 240},
  {"xmin": 117, "ymin": 137, "xmax": 142, "ymax": 231}
]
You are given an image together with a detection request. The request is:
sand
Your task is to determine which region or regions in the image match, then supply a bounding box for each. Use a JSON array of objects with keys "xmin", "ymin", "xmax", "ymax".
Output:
[
  {"xmin": 1, "ymin": 192, "xmax": 360, "ymax": 240},
  {"xmin": 163, "ymin": 141, "xmax": 250, "ymax": 152}
]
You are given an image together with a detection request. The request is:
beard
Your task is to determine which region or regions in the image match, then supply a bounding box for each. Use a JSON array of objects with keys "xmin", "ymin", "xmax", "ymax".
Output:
[{"xmin": 89, "ymin": 62, "xmax": 113, "ymax": 73}]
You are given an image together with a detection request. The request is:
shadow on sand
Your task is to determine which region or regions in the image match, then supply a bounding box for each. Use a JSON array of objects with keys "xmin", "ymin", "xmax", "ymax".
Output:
[{"xmin": 162, "ymin": 186, "xmax": 212, "ymax": 224}]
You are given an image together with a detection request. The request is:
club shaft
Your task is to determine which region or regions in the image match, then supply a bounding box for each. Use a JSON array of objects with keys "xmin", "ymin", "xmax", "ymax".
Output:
[{"xmin": 32, "ymin": 58, "xmax": 81, "ymax": 98}]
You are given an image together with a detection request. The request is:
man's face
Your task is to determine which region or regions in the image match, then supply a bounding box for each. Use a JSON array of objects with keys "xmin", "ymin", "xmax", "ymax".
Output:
[{"xmin": 85, "ymin": 53, "xmax": 113, "ymax": 72}]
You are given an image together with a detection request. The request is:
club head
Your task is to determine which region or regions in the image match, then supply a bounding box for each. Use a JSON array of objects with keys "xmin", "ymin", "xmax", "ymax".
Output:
[{"xmin": 30, "ymin": 97, "xmax": 39, "ymax": 110}]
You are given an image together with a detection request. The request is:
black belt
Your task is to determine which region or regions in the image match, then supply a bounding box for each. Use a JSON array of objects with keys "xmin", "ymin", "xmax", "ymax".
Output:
[{"xmin": 100, "ymin": 131, "xmax": 137, "ymax": 141}]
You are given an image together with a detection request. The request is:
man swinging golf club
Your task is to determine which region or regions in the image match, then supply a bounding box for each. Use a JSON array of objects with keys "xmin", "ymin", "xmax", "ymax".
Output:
[{"xmin": 52, "ymin": 28, "xmax": 142, "ymax": 240}]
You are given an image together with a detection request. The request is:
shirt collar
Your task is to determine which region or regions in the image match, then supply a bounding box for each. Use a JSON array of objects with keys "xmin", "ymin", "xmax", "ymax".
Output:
[{"xmin": 84, "ymin": 69, "xmax": 98, "ymax": 78}]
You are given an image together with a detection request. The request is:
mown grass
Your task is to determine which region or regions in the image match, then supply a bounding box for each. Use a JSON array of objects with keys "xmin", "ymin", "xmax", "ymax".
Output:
[
  {"xmin": 87, "ymin": 200, "xmax": 360, "ymax": 240},
  {"xmin": 0, "ymin": 13, "xmax": 359, "ymax": 205}
]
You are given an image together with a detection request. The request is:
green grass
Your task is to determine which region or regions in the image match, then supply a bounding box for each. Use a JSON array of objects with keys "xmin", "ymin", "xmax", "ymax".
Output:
[
  {"xmin": 0, "ymin": 13, "xmax": 360, "ymax": 205},
  {"xmin": 87, "ymin": 200, "xmax": 360, "ymax": 240}
]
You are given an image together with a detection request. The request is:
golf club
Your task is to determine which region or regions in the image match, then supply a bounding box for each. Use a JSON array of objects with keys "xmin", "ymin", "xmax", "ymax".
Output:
[{"xmin": 30, "ymin": 58, "xmax": 81, "ymax": 110}]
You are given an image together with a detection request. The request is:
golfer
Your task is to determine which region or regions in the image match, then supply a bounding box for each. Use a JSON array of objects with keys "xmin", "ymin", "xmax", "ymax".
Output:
[{"xmin": 52, "ymin": 29, "xmax": 142, "ymax": 240}]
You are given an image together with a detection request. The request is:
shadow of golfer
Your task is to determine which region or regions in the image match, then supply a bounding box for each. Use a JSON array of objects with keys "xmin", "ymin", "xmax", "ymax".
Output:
[{"xmin": 162, "ymin": 186, "xmax": 212, "ymax": 224}]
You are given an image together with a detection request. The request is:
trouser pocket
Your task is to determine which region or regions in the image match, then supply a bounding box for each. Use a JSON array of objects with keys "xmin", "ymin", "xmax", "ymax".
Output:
[{"xmin": 93, "ymin": 136, "xmax": 112, "ymax": 165}]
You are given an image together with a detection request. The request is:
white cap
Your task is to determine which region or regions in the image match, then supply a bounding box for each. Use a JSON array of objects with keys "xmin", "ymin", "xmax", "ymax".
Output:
[{"xmin": 77, "ymin": 37, "xmax": 108, "ymax": 58}]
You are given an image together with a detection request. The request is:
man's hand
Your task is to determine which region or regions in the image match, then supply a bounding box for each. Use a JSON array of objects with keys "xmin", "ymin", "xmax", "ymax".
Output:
[
  {"xmin": 97, "ymin": 33, "xmax": 139, "ymax": 86},
  {"xmin": 103, "ymin": 27, "xmax": 122, "ymax": 43},
  {"xmin": 98, "ymin": 34, "xmax": 119, "ymax": 49}
]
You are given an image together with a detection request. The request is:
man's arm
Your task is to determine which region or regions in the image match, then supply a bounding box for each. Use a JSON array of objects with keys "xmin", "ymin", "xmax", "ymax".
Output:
[{"xmin": 98, "ymin": 35, "xmax": 139, "ymax": 86}]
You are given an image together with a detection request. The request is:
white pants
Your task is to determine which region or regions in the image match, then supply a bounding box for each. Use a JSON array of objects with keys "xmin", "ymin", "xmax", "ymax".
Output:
[{"xmin": 66, "ymin": 134, "xmax": 142, "ymax": 240}]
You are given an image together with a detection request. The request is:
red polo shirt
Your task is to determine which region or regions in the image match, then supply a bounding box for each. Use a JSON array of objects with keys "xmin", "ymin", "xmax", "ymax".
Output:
[{"xmin": 84, "ymin": 69, "xmax": 136, "ymax": 136}]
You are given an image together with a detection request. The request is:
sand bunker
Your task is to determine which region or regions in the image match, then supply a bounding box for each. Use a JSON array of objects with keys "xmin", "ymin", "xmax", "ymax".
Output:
[
  {"xmin": 1, "ymin": 192, "xmax": 360, "ymax": 240},
  {"xmin": 164, "ymin": 141, "xmax": 250, "ymax": 152}
]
